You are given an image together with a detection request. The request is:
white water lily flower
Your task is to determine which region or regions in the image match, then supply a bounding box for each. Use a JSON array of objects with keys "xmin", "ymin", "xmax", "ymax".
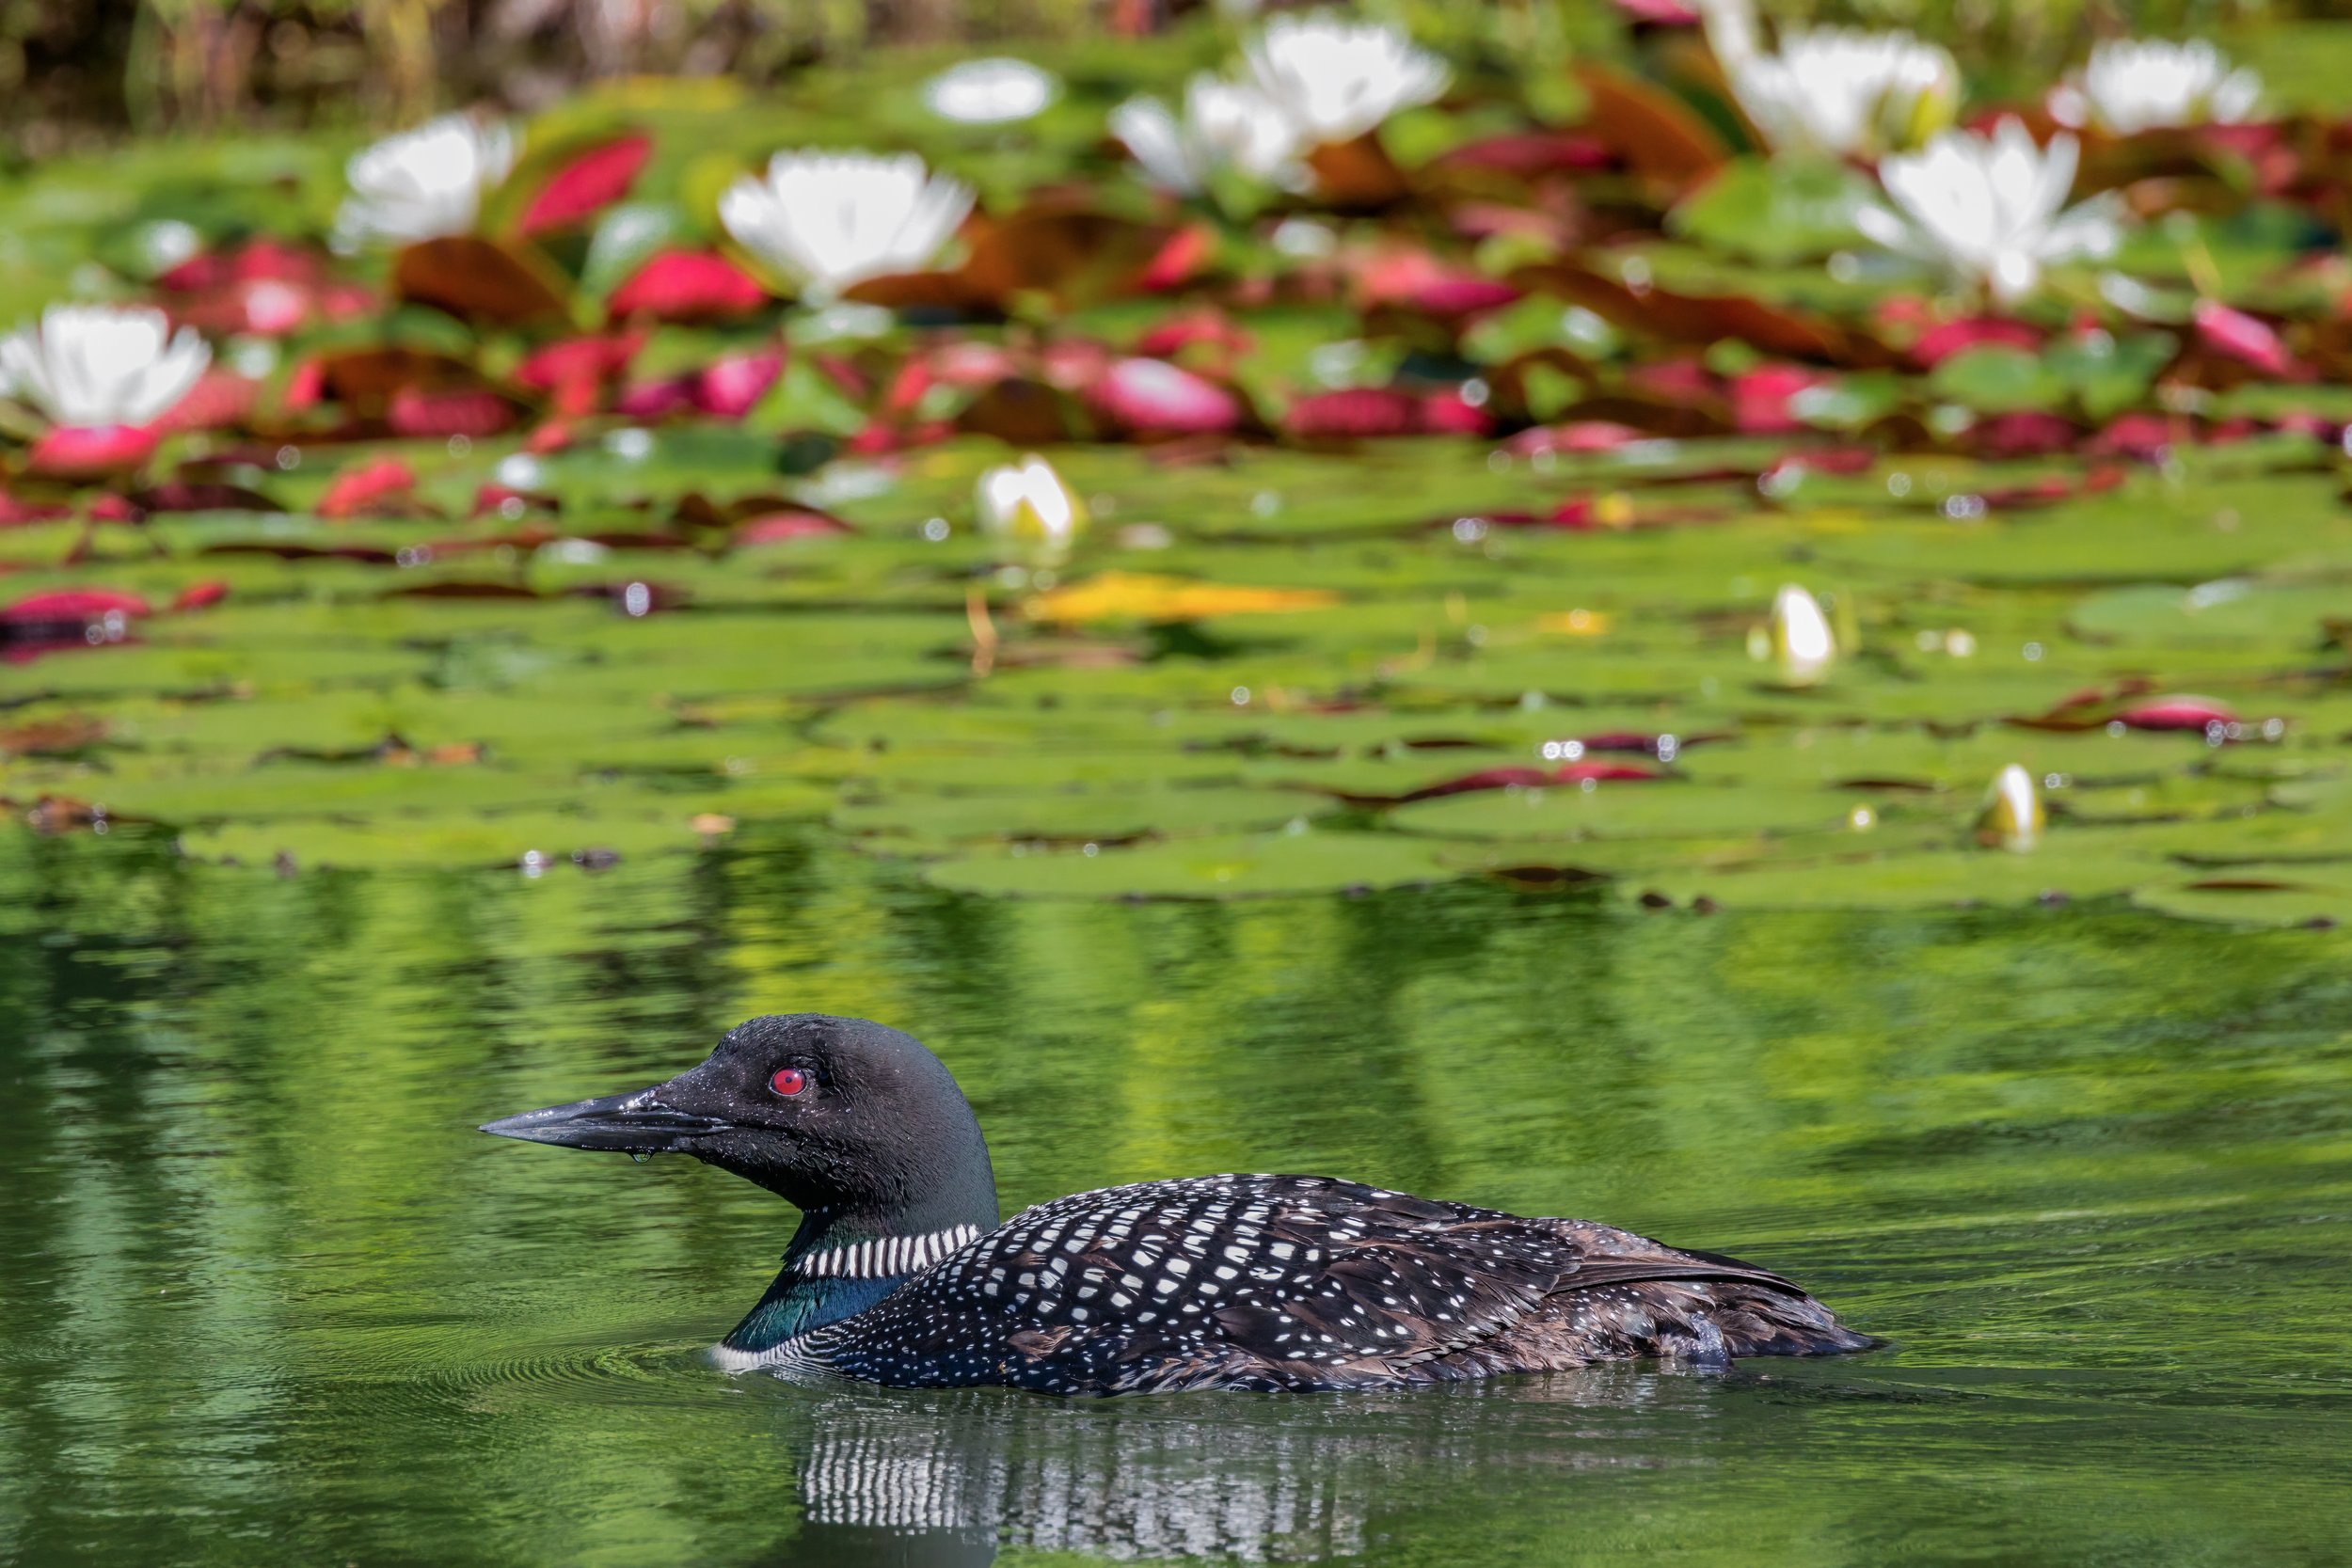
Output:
[
  {"xmin": 1725, "ymin": 27, "xmax": 1960, "ymax": 158},
  {"xmin": 1856, "ymin": 119, "xmax": 2123, "ymax": 306},
  {"xmin": 922, "ymin": 57, "xmax": 1058, "ymax": 124},
  {"xmin": 0, "ymin": 304, "xmax": 210, "ymax": 428},
  {"xmin": 2051, "ymin": 39, "xmax": 2262, "ymax": 135},
  {"xmin": 975, "ymin": 454, "xmax": 1087, "ymax": 547},
  {"xmin": 1111, "ymin": 73, "xmax": 1307, "ymax": 195},
  {"xmin": 334, "ymin": 113, "xmax": 515, "ymax": 251},
  {"xmin": 720, "ymin": 150, "xmax": 975, "ymax": 304},
  {"xmin": 1244, "ymin": 13, "xmax": 1450, "ymax": 146}
]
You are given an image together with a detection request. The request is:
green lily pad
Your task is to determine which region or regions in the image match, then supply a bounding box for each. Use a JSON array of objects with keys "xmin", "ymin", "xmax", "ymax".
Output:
[
  {"xmin": 925, "ymin": 827, "xmax": 1454, "ymax": 899},
  {"xmin": 835, "ymin": 784, "xmax": 1330, "ymax": 853},
  {"xmin": 1389, "ymin": 781, "xmax": 1870, "ymax": 841},
  {"xmin": 2129, "ymin": 878, "xmax": 2352, "ymax": 927}
]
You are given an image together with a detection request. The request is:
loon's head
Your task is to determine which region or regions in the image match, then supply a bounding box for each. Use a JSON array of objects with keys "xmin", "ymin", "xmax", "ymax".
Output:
[{"xmin": 480, "ymin": 1014, "xmax": 997, "ymax": 1230}]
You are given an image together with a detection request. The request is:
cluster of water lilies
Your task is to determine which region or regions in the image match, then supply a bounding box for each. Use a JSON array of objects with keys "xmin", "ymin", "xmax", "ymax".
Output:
[
  {"xmin": 1, "ymin": 2, "xmax": 2339, "ymax": 907},
  {"xmin": 0, "ymin": 4, "xmax": 2304, "ymax": 485},
  {"xmin": 1114, "ymin": 13, "xmax": 1450, "ymax": 202}
]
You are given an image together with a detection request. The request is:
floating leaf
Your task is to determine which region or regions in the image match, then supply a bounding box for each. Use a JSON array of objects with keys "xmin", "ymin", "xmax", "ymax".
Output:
[
  {"xmin": 1024, "ymin": 573, "xmax": 1338, "ymax": 625},
  {"xmin": 926, "ymin": 828, "xmax": 1453, "ymax": 899},
  {"xmin": 393, "ymin": 236, "xmax": 571, "ymax": 327},
  {"xmin": 836, "ymin": 784, "xmax": 1331, "ymax": 854}
]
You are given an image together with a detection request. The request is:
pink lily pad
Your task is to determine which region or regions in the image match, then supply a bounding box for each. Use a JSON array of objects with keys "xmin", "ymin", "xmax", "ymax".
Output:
[
  {"xmin": 694, "ymin": 348, "xmax": 786, "ymax": 419},
  {"xmin": 607, "ymin": 249, "xmax": 769, "ymax": 324},
  {"xmin": 318, "ymin": 456, "xmax": 420, "ymax": 519},
  {"xmin": 387, "ymin": 387, "xmax": 517, "ymax": 439},
  {"xmin": 28, "ymin": 425, "xmax": 158, "ymax": 479},
  {"xmin": 1090, "ymin": 356, "xmax": 1245, "ymax": 437},
  {"xmin": 2192, "ymin": 301, "xmax": 2302, "ymax": 379},
  {"xmin": 518, "ymin": 134, "xmax": 652, "ymax": 236}
]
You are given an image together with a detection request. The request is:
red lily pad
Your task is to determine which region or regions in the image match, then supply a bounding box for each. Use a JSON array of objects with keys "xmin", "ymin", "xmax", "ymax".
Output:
[
  {"xmin": 1572, "ymin": 64, "xmax": 1728, "ymax": 195},
  {"xmin": 2192, "ymin": 301, "xmax": 2304, "ymax": 380},
  {"xmin": 607, "ymin": 249, "xmax": 769, "ymax": 324},
  {"xmin": 517, "ymin": 134, "xmax": 652, "ymax": 237},
  {"xmin": 1515, "ymin": 261, "xmax": 1870, "ymax": 364},
  {"xmin": 1091, "ymin": 357, "xmax": 1248, "ymax": 438},
  {"xmin": 2118, "ymin": 697, "xmax": 2239, "ymax": 732},
  {"xmin": 387, "ymin": 386, "xmax": 520, "ymax": 439},
  {"xmin": 514, "ymin": 332, "xmax": 643, "ymax": 416},
  {"xmin": 26, "ymin": 425, "xmax": 158, "ymax": 479},
  {"xmin": 394, "ymin": 235, "xmax": 571, "ymax": 327},
  {"xmin": 736, "ymin": 510, "xmax": 853, "ymax": 545},
  {"xmin": 1305, "ymin": 134, "xmax": 1413, "ymax": 210},
  {"xmin": 1905, "ymin": 316, "xmax": 2043, "ymax": 369},
  {"xmin": 318, "ymin": 456, "xmax": 421, "ymax": 519},
  {"xmin": 1358, "ymin": 759, "xmax": 1665, "ymax": 805},
  {"xmin": 130, "ymin": 481, "xmax": 281, "ymax": 515},
  {"xmin": 2, "ymin": 589, "xmax": 151, "ymax": 624}
]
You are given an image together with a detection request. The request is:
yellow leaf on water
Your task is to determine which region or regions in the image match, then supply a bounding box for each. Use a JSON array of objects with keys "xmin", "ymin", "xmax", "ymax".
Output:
[
  {"xmin": 1025, "ymin": 572, "xmax": 1339, "ymax": 625},
  {"xmin": 1536, "ymin": 608, "xmax": 1613, "ymax": 636}
]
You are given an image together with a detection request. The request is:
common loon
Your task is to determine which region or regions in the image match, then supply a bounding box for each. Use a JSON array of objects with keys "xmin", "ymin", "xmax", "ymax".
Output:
[{"xmin": 481, "ymin": 1014, "xmax": 1876, "ymax": 1395}]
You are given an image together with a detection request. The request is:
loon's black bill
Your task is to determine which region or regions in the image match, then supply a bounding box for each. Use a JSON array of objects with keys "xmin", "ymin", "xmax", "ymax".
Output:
[{"xmin": 479, "ymin": 1089, "xmax": 728, "ymax": 1154}]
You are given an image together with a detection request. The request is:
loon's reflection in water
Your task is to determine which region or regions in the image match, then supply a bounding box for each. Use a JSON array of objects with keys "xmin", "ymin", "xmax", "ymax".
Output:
[{"xmin": 759, "ymin": 1365, "xmax": 1755, "ymax": 1564}]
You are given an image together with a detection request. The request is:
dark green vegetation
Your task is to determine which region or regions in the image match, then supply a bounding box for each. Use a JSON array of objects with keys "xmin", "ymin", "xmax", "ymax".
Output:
[{"xmin": 2, "ymin": 834, "xmax": 2348, "ymax": 1564}]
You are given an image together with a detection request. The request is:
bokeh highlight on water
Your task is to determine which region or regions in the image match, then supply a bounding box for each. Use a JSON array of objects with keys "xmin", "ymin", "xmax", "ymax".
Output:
[{"xmin": 2, "ymin": 825, "xmax": 2348, "ymax": 1565}]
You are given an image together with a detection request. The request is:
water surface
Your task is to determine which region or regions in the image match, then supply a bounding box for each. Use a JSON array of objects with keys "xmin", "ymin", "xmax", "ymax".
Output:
[{"xmin": 2, "ymin": 829, "xmax": 2348, "ymax": 1565}]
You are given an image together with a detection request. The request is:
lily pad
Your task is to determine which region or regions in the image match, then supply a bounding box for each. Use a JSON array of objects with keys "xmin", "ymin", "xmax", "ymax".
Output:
[
  {"xmin": 925, "ymin": 827, "xmax": 1454, "ymax": 899},
  {"xmin": 834, "ymin": 784, "xmax": 1330, "ymax": 853}
]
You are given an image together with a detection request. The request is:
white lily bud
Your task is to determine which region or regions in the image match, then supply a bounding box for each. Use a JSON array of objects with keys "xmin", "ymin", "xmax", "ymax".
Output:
[
  {"xmin": 976, "ymin": 454, "xmax": 1088, "ymax": 548},
  {"xmin": 1979, "ymin": 764, "xmax": 2045, "ymax": 850},
  {"xmin": 1751, "ymin": 583, "xmax": 1836, "ymax": 685}
]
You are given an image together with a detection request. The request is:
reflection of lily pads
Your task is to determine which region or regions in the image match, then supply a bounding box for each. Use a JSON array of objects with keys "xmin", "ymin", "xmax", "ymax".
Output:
[
  {"xmin": 925, "ymin": 828, "xmax": 1453, "ymax": 899},
  {"xmin": 180, "ymin": 808, "xmax": 708, "ymax": 870}
]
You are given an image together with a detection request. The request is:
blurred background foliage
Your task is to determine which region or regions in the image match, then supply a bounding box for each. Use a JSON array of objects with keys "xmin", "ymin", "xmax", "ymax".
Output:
[{"xmin": 0, "ymin": 0, "xmax": 2316, "ymax": 153}]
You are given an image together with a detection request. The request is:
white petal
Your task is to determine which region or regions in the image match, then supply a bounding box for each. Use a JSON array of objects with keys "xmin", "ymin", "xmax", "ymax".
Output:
[{"xmin": 1111, "ymin": 96, "xmax": 1200, "ymax": 194}]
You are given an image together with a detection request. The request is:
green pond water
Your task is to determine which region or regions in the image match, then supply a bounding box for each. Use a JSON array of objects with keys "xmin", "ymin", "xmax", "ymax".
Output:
[{"xmin": 4, "ymin": 830, "xmax": 2349, "ymax": 1567}]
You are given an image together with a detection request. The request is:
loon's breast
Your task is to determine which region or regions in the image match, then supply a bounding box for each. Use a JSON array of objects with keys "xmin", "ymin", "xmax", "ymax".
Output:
[{"xmin": 764, "ymin": 1175, "xmax": 1874, "ymax": 1397}]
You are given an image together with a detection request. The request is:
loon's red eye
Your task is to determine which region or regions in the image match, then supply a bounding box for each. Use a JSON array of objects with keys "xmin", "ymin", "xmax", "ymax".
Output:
[{"xmin": 770, "ymin": 1068, "xmax": 809, "ymax": 1098}]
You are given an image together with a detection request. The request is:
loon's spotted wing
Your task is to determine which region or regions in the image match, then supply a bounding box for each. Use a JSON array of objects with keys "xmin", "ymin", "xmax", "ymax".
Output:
[
  {"xmin": 1176, "ymin": 1187, "xmax": 1824, "ymax": 1386},
  {"xmin": 811, "ymin": 1175, "xmax": 1860, "ymax": 1394}
]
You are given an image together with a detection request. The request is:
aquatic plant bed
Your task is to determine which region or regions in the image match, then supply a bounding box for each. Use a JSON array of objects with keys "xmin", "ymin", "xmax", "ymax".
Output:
[{"xmin": 4, "ymin": 13, "xmax": 2350, "ymax": 923}]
